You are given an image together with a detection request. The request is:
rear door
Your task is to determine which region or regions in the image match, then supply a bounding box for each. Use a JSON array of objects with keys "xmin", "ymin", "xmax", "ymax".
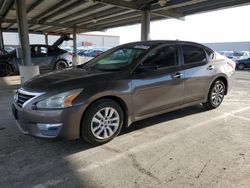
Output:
[
  {"xmin": 180, "ymin": 44, "xmax": 213, "ymax": 103},
  {"xmin": 31, "ymin": 46, "xmax": 52, "ymax": 70},
  {"xmin": 132, "ymin": 44, "xmax": 184, "ymax": 118}
]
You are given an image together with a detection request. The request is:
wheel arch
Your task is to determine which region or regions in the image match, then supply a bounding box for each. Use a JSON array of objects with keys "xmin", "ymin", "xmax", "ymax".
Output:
[
  {"xmin": 209, "ymin": 75, "xmax": 228, "ymax": 95},
  {"xmin": 79, "ymin": 95, "xmax": 129, "ymax": 137}
]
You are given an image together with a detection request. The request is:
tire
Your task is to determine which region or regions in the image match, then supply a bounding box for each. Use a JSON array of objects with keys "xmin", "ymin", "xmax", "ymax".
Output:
[
  {"xmin": 54, "ymin": 60, "xmax": 68, "ymax": 70},
  {"xmin": 203, "ymin": 79, "xmax": 225, "ymax": 110},
  {"xmin": 237, "ymin": 63, "xmax": 245, "ymax": 70},
  {"xmin": 0, "ymin": 61, "xmax": 13, "ymax": 77},
  {"xmin": 81, "ymin": 99, "xmax": 124, "ymax": 146}
]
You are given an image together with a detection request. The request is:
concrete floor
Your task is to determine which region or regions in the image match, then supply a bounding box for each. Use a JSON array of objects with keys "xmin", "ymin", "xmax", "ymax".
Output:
[{"xmin": 1, "ymin": 71, "xmax": 250, "ymax": 188}]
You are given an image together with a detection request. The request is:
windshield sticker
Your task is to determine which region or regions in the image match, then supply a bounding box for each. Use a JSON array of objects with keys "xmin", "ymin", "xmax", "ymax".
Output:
[{"xmin": 134, "ymin": 45, "xmax": 150, "ymax": 50}]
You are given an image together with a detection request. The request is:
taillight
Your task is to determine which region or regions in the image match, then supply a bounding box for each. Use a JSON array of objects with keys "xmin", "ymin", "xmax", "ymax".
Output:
[{"xmin": 227, "ymin": 60, "xmax": 236, "ymax": 70}]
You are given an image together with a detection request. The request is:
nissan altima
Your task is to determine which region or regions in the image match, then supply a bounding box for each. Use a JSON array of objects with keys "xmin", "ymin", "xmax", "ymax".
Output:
[{"xmin": 12, "ymin": 40, "xmax": 235, "ymax": 145}]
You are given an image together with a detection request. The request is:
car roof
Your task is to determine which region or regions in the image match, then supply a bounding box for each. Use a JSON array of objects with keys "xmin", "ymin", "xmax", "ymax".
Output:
[{"xmin": 120, "ymin": 40, "xmax": 212, "ymax": 50}]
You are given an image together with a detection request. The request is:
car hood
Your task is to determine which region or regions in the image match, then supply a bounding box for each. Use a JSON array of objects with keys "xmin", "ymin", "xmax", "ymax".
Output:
[{"xmin": 22, "ymin": 68, "xmax": 117, "ymax": 92}]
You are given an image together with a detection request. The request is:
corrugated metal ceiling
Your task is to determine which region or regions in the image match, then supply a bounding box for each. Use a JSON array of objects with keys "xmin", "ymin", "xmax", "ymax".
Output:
[{"xmin": 0, "ymin": 0, "xmax": 249, "ymax": 34}]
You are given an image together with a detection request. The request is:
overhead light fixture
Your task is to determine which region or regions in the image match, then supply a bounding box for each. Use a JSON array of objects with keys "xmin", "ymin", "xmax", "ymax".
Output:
[{"xmin": 158, "ymin": 0, "xmax": 168, "ymax": 6}]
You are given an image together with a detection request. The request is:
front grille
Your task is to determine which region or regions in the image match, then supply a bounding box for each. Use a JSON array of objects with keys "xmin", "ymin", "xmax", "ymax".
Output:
[{"xmin": 17, "ymin": 91, "xmax": 35, "ymax": 108}]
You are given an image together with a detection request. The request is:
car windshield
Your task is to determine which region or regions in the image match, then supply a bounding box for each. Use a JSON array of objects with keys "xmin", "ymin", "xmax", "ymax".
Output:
[{"xmin": 83, "ymin": 46, "xmax": 149, "ymax": 71}]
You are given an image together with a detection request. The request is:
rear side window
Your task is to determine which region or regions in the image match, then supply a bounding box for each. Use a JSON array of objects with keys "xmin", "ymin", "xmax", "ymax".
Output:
[
  {"xmin": 143, "ymin": 45, "xmax": 179, "ymax": 68},
  {"xmin": 182, "ymin": 45, "xmax": 207, "ymax": 64},
  {"xmin": 205, "ymin": 47, "xmax": 215, "ymax": 61}
]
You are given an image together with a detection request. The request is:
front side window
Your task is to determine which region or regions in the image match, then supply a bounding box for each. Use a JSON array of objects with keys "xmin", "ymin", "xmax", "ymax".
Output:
[
  {"xmin": 40, "ymin": 47, "xmax": 48, "ymax": 55},
  {"xmin": 182, "ymin": 45, "xmax": 207, "ymax": 64},
  {"xmin": 143, "ymin": 45, "xmax": 179, "ymax": 68},
  {"xmin": 85, "ymin": 47, "xmax": 147, "ymax": 71}
]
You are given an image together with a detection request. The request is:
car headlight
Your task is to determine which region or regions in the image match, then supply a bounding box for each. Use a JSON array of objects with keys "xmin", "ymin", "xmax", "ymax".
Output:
[
  {"xmin": 36, "ymin": 89, "xmax": 83, "ymax": 109},
  {"xmin": 14, "ymin": 90, "xmax": 18, "ymax": 102}
]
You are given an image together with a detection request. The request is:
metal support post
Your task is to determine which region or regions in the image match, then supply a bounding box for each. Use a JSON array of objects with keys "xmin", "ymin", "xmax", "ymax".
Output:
[
  {"xmin": 0, "ymin": 23, "xmax": 4, "ymax": 49},
  {"xmin": 141, "ymin": 10, "xmax": 151, "ymax": 41},
  {"xmin": 73, "ymin": 27, "xmax": 77, "ymax": 66},
  {"xmin": 45, "ymin": 33, "xmax": 48, "ymax": 45},
  {"xmin": 15, "ymin": 0, "xmax": 39, "ymax": 84}
]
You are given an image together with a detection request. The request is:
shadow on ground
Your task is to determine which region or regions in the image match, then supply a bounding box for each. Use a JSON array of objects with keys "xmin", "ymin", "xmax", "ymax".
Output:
[{"xmin": 0, "ymin": 80, "xmax": 207, "ymax": 187}]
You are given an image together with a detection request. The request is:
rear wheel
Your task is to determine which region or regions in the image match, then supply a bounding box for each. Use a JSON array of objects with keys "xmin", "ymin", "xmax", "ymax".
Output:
[
  {"xmin": 81, "ymin": 99, "xmax": 124, "ymax": 146},
  {"xmin": 54, "ymin": 60, "xmax": 68, "ymax": 70},
  {"xmin": 0, "ymin": 62, "xmax": 13, "ymax": 77},
  {"xmin": 237, "ymin": 63, "xmax": 245, "ymax": 70},
  {"xmin": 203, "ymin": 80, "xmax": 225, "ymax": 110}
]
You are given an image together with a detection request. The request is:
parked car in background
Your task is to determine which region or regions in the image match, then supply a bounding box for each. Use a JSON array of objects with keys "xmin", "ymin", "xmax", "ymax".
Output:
[
  {"xmin": 0, "ymin": 49, "xmax": 17, "ymax": 76},
  {"xmin": 0, "ymin": 45, "xmax": 72, "ymax": 77},
  {"xmin": 77, "ymin": 49, "xmax": 88, "ymax": 56},
  {"xmin": 30, "ymin": 45, "xmax": 72, "ymax": 70},
  {"xmin": 86, "ymin": 49, "xmax": 104, "ymax": 57},
  {"xmin": 218, "ymin": 51, "xmax": 234, "ymax": 58},
  {"xmin": 77, "ymin": 48, "xmax": 108, "ymax": 65},
  {"xmin": 231, "ymin": 51, "xmax": 250, "ymax": 61},
  {"xmin": 0, "ymin": 35, "xmax": 73, "ymax": 77},
  {"xmin": 236, "ymin": 57, "xmax": 250, "ymax": 70},
  {"xmin": 12, "ymin": 40, "xmax": 235, "ymax": 145}
]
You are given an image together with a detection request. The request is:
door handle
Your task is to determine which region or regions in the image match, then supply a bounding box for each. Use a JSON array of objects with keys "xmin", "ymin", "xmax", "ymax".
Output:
[
  {"xmin": 173, "ymin": 72, "xmax": 183, "ymax": 78},
  {"xmin": 207, "ymin": 65, "xmax": 214, "ymax": 70}
]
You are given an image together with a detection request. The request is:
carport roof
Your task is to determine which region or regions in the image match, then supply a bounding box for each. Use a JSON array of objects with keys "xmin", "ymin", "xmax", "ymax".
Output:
[{"xmin": 0, "ymin": 0, "xmax": 250, "ymax": 35}]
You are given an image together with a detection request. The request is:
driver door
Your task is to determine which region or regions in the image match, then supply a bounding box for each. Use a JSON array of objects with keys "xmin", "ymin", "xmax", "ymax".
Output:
[
  {"xmin": 132, "ymin": 45, "xmax": 184, "ymax": 119},
  {"xmin": 31, "ymin": 46, "xmax": 52, "ymax": 71}
]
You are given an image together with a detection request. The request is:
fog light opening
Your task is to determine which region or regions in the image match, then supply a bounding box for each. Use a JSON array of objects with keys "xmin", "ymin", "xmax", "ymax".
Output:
[{"xmin": 37, "ymin": 123, "xmax": 62, "ymax": 131}]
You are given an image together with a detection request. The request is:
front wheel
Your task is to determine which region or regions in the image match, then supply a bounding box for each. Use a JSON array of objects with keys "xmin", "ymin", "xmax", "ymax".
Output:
[
  {"xmin": 81, "ymin": 99, "xmax": 124, "ymax": 146},
  {"xmin": 0, "ymin": 62, "xmax": 13, "ymax": 77},
  {"xmin": 203, "ymin": 80, "xmax": 225, "ymax": 110}
]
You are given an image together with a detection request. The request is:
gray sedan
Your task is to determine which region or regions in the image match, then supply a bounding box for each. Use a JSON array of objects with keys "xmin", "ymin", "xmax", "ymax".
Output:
[
  {"xmin": 12, "ymin": 40, "xmax": 235, "ymax": 145},
  {"xmin": 0, "ymin": 45, "xmax": 72, "ymax": 76}
]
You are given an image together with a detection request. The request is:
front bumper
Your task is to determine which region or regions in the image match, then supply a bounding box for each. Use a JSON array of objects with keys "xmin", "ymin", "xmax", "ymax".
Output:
[{"xmin": 12, "ymin": 102, "xmax": 84, "ymax": 140}]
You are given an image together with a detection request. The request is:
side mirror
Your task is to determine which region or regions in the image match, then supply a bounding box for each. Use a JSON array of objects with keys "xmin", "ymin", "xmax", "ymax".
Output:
[{"xmin": 136, "ymin": 64, "xmax": 158, "ymax": 72}]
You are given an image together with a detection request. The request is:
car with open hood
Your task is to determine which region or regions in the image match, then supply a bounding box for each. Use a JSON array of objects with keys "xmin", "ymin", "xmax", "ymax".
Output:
[{"xmin": 0, "ymin": 35, "xmax": 72, "ymax": 77}]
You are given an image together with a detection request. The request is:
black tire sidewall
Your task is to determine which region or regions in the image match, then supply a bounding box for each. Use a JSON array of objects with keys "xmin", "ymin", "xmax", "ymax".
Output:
[
  {"xmin": 0, "ymin": 62, "xmax": 12, "ymax": 77},
  {"xmin": 81, "ymin": 99, "xmax": 124, "ymax": 146},
  {"xmin": 208, "ymin": 80, "xmax": 225, "ymax": 108},
  {"xmin": 54, "ymin": 60, "xmax": 68, "ymax": 70},
  {"xmin": 237, "ymin": 63, "xmax": 245, "ymax": 70}
]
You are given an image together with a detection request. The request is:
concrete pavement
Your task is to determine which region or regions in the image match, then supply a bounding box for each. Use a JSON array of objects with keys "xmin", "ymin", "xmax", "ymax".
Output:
[{"xmin": 1, "ymin": 71, "xmax": 250, "ymax": 188}]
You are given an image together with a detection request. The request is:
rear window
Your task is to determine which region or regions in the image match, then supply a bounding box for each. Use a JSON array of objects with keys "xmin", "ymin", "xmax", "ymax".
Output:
[{"xmin": 182, "ymin": 45, "xmax": 207, "ymax": 64}]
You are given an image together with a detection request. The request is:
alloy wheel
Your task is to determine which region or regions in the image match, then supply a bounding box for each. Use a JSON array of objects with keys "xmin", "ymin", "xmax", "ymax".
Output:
[
  {"xmin": 211, "ymin": 82, "xmax": 224, "ymax": 106},
  {"xmin": 91, "ymin": 107, "xmax": 120, "ymax": 140},
  {"xmin": 56, "ymin": 61, "xmax": 68, "ymax": 70}
]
